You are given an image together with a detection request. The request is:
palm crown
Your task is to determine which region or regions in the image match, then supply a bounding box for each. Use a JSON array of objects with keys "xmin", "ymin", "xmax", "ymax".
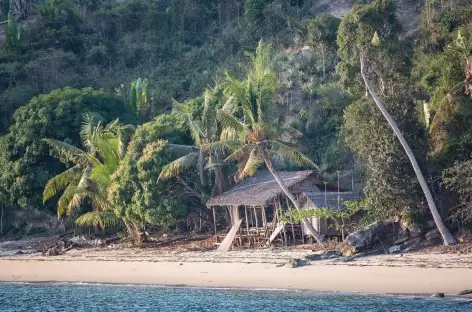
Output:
[
  {"xmin": 217, "ymin": 41, "xmax": 317, "ymax": 181},
  {"xmin": 158, "ymin": 85, "xmax": 228, "ymax": 195},
  {"xmin": 43, "ymin": 113, "xmax": 134, "ymax": 226}
]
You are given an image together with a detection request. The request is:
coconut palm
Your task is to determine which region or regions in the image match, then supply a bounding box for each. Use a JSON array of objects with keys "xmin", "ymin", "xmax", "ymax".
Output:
[
  {"xmin": 43, "ymin": 113, "xmax": 134, "ymax": 229},
  {"xmin": 158, "ymin": 86, "xmax": 228, "ymax": 195},
  {"xmin": 360, "ymin": 54, "xmax": 457, "ymax": 245},
  {"xmin": 217, "ymin": 41, "xmax": 325, "ymax": 244}
]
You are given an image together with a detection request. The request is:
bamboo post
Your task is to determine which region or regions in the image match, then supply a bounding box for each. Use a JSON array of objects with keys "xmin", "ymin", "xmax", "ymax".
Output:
[
  {"xmin": 245, "ymin": 206, "xmax": 250, "ymax": 246},
  {"xmin": 212, "ymin": 207, "xmax": 217, "ymax": 236},
  {"xmin": 253, "ymin": 206, "xmax": 259, "ymax": 235},
  {"xmin": 278, "ymin": 199, "xmax": 288, "ymax": 246},
  {"xmin": 285, "ymin": 196, "xmax": 296, "ymax": 244},
  {"xmin": 261, "ymin": 206, "xmax": 268, "ymax": 237},
  {"xmin": 0, "ymin": 203, "xmax": 3, "ymax": 237},
  {"xmin": 199, "ymin": 211, "xmax": 202, "ymax": 232}
]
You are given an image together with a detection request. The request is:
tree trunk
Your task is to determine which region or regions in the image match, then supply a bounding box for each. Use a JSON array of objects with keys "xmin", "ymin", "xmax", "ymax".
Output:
[
  {"xmin": 259, "ymin": 145, "xmax": 325, "ymax": 245},
  {"xmin": 360, "ymin": 55, "xmax": 457, "ymax": 245},
  {"xmin": 0, "ymin": 203, "xmax": 3, "ymax": 236},
  {"xmin": 212, "ymin": 164, "xmax": 226, "ymax": 196}
]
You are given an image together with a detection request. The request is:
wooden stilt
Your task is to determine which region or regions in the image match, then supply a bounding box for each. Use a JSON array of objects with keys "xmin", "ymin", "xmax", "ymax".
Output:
[
  {"xmin": 285, "ymin": 196, "xmax": 296, "ymax": 244},
  {"xmin": 261, "ymin": 206, "xmax": 268, "ymax": 237},
  {"xmin": 212, "ymin": 207, "xmax": 217, "ymax": 238},
  {"xmin": 254, "ymin": 206, "xmax": 259, "ymax": 236},
  {"xmin": 289, "ymin": 214, "xmax": 296, "ymax": 244},
  {"xmin": 245, "ymin": 206, "xmax": 250, "ymax": 247}
]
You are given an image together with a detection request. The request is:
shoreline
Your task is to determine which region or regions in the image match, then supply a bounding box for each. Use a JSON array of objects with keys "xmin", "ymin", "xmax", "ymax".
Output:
[{"xmin": 1, "ymin": 259, "xmax": 471, "ymax": 295}]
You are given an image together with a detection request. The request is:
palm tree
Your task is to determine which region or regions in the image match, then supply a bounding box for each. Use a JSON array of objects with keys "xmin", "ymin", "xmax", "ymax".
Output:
[
  {"xmin": 158, "ymin": 86, "xmax": 228, "ymax": 195},
  {"xmin": 217, "ymin": 41, "xmax": 325, "ymax": 244},
  {"xmin": 360, "ymin": 54, "xmax": 457, "ymax": 245},
  {"xmin": 43, "ymin": 113, "xmax": 134, "ymax": 230}
]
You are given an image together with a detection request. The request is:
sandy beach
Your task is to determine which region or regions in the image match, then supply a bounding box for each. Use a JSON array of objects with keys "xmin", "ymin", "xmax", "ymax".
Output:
[{"xmin": 1, "ymin": 245, "xmax": 472, "ymax": 295}]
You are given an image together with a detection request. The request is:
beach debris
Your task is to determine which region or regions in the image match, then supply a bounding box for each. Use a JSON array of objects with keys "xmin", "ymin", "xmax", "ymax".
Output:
[
  {"xmin": 430, "ymin": 293, "xmax": 445, "ymax": 298},
  {"xmin": 457, "ymin": 289, "xmax": 472, "ymax": 296},
  {"xmin": 285, "ymin": 258, "xmax": 307, "ymax": 268},
  {"xmin": 69, "ymin": 236, "xmax": 105, "ymax": 247},
  {"xmin": 408, "ymin": 226, "xmax": 422, "ymax": 238},
  {"xmin": 388, "ymin": 245, "xmax": 401, "ymax": 254},
  {"xmin": 425, "ymin": 229, "xmax": 441, "ymax": 245},
  {"xmin": 393, "ymin": 230, "xmax": 410, "ymax": 245},
  {"xmin": 306, "ymin": 250, "xmax": 342, "ymax": 261}
]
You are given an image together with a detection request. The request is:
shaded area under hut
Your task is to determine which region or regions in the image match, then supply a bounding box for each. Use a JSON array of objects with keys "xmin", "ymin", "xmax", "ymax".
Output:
[{"xmin": 206, "ymin": 170, "xmax": 361, "ymax": 250}]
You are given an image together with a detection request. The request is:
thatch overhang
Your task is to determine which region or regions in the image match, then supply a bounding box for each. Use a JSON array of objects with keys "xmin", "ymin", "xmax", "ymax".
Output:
[{"xmin": 207, "ymin": 170, "xmax": 327, "ymax": 208}]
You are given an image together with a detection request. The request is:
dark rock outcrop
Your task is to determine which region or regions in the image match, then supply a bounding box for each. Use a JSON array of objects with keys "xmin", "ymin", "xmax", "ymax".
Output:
[{"xmin": 345, "ymin": 221, "xmax": 399, "ymax": 253}]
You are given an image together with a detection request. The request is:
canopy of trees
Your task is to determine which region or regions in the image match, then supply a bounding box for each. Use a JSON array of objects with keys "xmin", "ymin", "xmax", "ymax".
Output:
[{"xmin": 1, "ymin": 0, "xmax": 472, "ymax": 242}]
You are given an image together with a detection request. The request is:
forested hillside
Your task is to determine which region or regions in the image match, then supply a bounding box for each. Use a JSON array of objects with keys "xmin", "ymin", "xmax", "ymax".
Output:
[{"xmin": 1, "ymin": 0, "xmax": 472, "ymax": 243}]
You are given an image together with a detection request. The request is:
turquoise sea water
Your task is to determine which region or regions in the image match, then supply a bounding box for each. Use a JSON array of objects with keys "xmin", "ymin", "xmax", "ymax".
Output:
[{"xmin": 0, "ymin": 283, "xmax": 471, "ymax": 312}]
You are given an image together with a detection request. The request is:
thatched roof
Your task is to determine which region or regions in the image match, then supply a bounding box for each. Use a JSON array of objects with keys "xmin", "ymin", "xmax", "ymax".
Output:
[
  {"xmin": 207, "ymin": 170, "xmax": 317, "ymax": 207},
  {"xmin": 301, "ymin": 192, "xmax": 360, "ymax": 211}
]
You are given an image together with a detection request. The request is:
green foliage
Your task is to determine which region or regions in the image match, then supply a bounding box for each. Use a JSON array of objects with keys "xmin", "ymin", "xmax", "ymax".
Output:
[
  {"xmin": 219, "ymin": 41, "xmax": 316, "ymax": 181},
  {"xmin": 108, "ymin": 138, "xmax": 188, "ymax": 234},
  {"xmin": 0, "ymin": 87, "xmax": 137, "ymax": 211},
  {"xmin": 306, "ymin": 14, "xmax": 340, "ymax": 80},
  {"xmin": 244, "ymin": 0, "xmax": 265, "ymax": 33},
  {"xmin": 105, "ymin": 113, "xmax": 190, "ymax": 236},
  {"xmin": 443, "ymin": 159, "xmax": 472, "ymax": 226},
  {"xmin": 301, "ymin": 83, "xmax": 352, "ymax": 173},
  {"xmin": 43, "ymin": 113, "xmax": 132, "ymax": 219},
  {"xmin": 5, "ymin": 11, "xmax": 19, "ymax": 52},
  {"xmin": 283, "ymin": 199, "xmax": 364, "ymax": 238},
  {"xmin": 337, "ymin": 0, "xmax": 403, "ymax": 94},
  {"xmin": 343, "ymin": 88, "xmax": 428, "ymax": 222}
]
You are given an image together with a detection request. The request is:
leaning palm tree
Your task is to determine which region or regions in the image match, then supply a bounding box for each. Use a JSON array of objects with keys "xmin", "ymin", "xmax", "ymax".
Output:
[
  {"xmin": 43, "ymin": 113, "xmax": 134, "ymax": 228},
  {"xmin": 217, "ymin": 41, "xmax": 325, "ymax": 244},
  {"xmin": 360, "ymin": 53, "xmax": 457, "ymax": 245},
  {"xmin": 158, "ymin": 86, "xmax": 228, "ymax": 195}
]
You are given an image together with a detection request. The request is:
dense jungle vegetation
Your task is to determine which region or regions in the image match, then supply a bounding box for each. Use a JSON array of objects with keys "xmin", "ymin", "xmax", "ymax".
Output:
[{"xmin": 1, "ymin": 0, "xmax": 472, "ymax": 244}]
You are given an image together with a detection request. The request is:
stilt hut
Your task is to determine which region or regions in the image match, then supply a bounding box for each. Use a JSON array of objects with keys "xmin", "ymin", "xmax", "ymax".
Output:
[{"xmin": 207, "ymin": 170, "xmax": 349, "ymax": 249}]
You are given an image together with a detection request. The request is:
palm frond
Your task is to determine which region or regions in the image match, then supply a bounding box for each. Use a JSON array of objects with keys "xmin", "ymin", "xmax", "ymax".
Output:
[
  {"xmin": 239, "ymin": 148, "xmax": 264, "ymax": 180},
  {"xmin": 158, "ymin": 153, "xmax": 199, "ymax": 181},
  {"xmin": 75, "ymin": 211, "xmax": 120, "ymax": 230},
  {"xmin": 267, "ymin": 140, "xmax": 319, "ymax": 169},
  {"xmin": 217, "ymin": 109, "xmax": 246, "ymax": 135},
  {"xmin": 43, "ymin": 139, "xmax": 87, "ymax": 164},
  {"xmin": 221, "ymin": 95, "xmax": 235, "ymax": 112},
  {"xmin": 225, "ymin": 144, "xmax": 255, "ymax": 162},
  {"xmin": 43, "ymin": 165, "xmax": 82, "ymax": 203},
  {"xmin": 56, "ymin": 184, "xmax": 80, "ymax": 218},
  {"xmin": 167, "ymin": 144, "xmax": 198, "ymax": 157},
  {"xmin": 80, "ymin": 112, "xmax": 104, "ymax": 151},
  {"xmin": 172, "ymin": 98, "xmax": 205, "ymax": 145},
  {"xmin": 208, "ymin": 139, "xmax": 242, "ymax": 155}
]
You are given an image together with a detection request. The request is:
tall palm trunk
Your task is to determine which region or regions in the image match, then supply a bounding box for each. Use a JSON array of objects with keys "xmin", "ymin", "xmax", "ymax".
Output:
[
  {"xmin": 211, "ymin": 154, "xmax": 226, "ymax": 196},
  {"xmin": 360, "ymin": 55, "xmax": 457, "ymax": 245},
  {"xmin": 259, "ymin": 144, "xmax": 325, "ymax": 245}
]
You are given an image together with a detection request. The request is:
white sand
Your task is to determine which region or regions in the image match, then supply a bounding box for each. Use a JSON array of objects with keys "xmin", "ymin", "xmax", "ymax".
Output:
[{"xmin": 1, "ymin": 258, "xmax": 471, "ymax": 295}]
